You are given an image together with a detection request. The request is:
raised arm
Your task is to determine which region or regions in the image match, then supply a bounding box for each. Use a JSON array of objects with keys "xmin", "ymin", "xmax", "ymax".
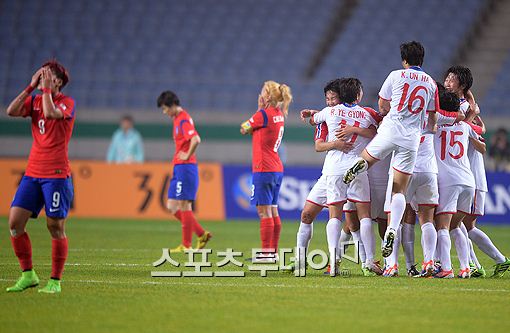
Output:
[
  {"xmin": 40, "ymin": 68, "xmax": 64, "ymax": 120},
  {"xmin": 6, "ymin": 68, "xmax": 43, "ymax": 117}
]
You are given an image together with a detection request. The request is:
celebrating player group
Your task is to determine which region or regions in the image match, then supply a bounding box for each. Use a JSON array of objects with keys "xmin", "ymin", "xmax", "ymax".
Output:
[{"xmin": 4, "ymin": 41, "xmax": 510, "ymax": 294}]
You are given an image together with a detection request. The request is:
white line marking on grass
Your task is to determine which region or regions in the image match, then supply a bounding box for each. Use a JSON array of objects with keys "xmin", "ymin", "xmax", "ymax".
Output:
[{"xmin": 0, "ymin": 278, "xmax": 508, "ymax": 293}]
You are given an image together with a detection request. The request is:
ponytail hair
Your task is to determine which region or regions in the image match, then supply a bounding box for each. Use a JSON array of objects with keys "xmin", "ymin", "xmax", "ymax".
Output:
[{"xmin": 263, "ymin": 80, "xmax": 293, "ymax": 116}]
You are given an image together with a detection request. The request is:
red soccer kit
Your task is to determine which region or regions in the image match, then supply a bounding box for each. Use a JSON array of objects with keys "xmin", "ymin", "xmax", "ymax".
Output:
[
  {"xmin": 172, "ymin": 110, "xmax": 199, "ymax": 165},
  {"xmin": 21, "ymin": 93, "xmax": 76, "ymax": 178},
  {"xmin": 248, "ymin": 106, "xmax": 285, "ymax": 173}
]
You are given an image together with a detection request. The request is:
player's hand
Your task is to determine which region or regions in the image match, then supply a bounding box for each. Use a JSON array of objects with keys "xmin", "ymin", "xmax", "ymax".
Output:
[
  {"xmin": 30, "ymin": 68, "xmax": 43, "ymax": 88},
  {"xmin": 41, "ymin": 68, "xmax": 54, "ymax": 90},
  {"xmin": 336, "ymin": 125, "xmax": 356, "ymax": 139},
  {"xmin": 333, "ymin": 139, "xmax": 353, "ymax": 153},
  {"xmin": 178, "ymin": 151, "xmax": 190, "ymax": 161},
  {"xmin": 300, "ymin": 109, "xmax": 315, "ymax": 121},
  {"xmin": 240, "ymin": 127, "xmax": 247, "ymax": 135}
]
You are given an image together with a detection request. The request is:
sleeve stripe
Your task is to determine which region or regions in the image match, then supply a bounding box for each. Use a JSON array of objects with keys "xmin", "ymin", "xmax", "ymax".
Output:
[
  {"xmin": 378, "ymin": 95, "xmax": 391, "ymax": 102},
  {"xmin": 259, "ymin": 109, "xmax": 268, "ymax": 128}
]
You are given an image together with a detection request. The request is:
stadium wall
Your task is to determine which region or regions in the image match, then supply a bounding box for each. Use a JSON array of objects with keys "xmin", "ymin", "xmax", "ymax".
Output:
[{"xmin": 1, "ymin": 159, "xmax": 509, "ymax": 224}]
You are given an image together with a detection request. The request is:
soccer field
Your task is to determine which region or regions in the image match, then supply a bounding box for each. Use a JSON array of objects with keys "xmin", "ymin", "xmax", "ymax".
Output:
[{"xmin": 1, "ymin": 218, "xmax": 509, "ymax": 333}]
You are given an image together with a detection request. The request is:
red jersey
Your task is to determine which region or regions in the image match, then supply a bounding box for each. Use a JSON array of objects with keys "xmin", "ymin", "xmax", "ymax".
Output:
[
  {"xmin": 172, "ymin": 110, "xmax": 199, "ymax": 165},
  {"xmin": 248, "ymin": 106, "xmax": 284, "ymax": 173},
  {"xmin": 21, "ymin": 93, "xmax": 75, "ymax": 178}
]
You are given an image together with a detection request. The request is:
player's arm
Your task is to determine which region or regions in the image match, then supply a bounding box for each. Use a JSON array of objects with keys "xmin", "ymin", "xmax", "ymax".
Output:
[
  {"xmin": 240, "ymin": 119, "xmax": 254, "ymax": 135},
  {"xmin": 474, "ymin": 115, "xmax": 486, "ymax": 134},
  {"xmin": 469, "ymin": 137, "xmax": 486, "ymax": 154},
  {"xmin": 179, "ymin": 135, "xmax": 201, "ymax": 161},
  {"xmin": 378, "ymin": 98, "xmax": 391, "ymax": 115},
  {"xmin": 336, "ymin": 124, "xmax": 377, "ymax": 140},
  {"xmin": 40, "ymin": 68, "xmax": 64, "ymax": 119},
  {"xmin": 6, "ymin": 68, "xmax": 43, "ymax": 117},
  {"xmin": 426, "ymin": 111, "xmax": 438, "ymax": 133},
  {"xmin": 464, "ymin": 90, "xmax": 479, "ymax": 123},
  {"xmin": 315, "ymin": 139, "xmax": 353, "ymax": 153},
  {"xmin": 300, "ymin": 109, "xmax": 319, "ymax": 124},
  {"xmin": 240, "ymin": 109, "xmax": 268, "ymax": 135}
]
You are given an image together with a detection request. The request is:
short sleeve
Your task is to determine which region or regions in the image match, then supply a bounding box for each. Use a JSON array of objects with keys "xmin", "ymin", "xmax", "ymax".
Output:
[
  {"xmin": 21, "ymin": 95, "xmax": 33, "ymax": 118},
  {"xmin": 312, "ymin": 107, "xmax": 329, "ymax": 124},
  {"xmin": 466, "ymin": 121, "xmax": 483, "ymax": 137},
  {"xmin": 56, "ymin": 97, "xmax": 75, "ymax": 119},
  {"xmin": 314, "ymin": 123, "xmax": 328, "ymax": 141},
  {"xmin": 248, "ymin": 109, "xmax": 268, "ymax": 130},
  {"xmin": 378, "ymin": 72, "xmax": 394, "ymax": 101},
  {"xmin": 181, "ymin": 117, "xmax": 198, "ymax": 140},
  {"xmin": 436, "ymin": 109, "xmax": 457, "ymax": 126},
  {"xmin": 426, "ymin": 83, "xmax": 439, "ymax": 113},
  {"xmin": 363, "ymin": 107, "xmax": 382, "ymax": 126}
]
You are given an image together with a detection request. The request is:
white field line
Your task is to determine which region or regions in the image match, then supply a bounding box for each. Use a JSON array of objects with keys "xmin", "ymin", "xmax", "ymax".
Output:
[{"xmin": 0, "ymin": 278, "xmax": 508, "ymax": 293}]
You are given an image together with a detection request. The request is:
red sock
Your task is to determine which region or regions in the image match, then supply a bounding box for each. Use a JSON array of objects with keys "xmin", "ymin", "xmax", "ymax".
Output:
[
  {"xmin": 271, "ymin": 216, "xmax": 282, "ymax": 252},
  {"xmin": 180, "ymin": 211, "xmax": 194, "ymax": 247},
  {"xmin": 190, "ymin": 215, "xmax": 205, "ymax": 237},
  {"xmin": 51, "ymin": 237, "xmax": 68, "ymax": 280},
  {"xmin": 174, "ymin": 210, "xmax": 182, "ymax": 221},
  {"xmin": 260, "ymin": 217, "xmax": 274, "ymax": 252},
  {"xmin": 11, "ymin": 232, "xmax": 33, "ymax": 271}
]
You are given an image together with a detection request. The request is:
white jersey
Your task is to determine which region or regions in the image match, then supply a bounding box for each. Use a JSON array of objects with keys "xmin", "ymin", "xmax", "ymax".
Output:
[
  {"xmin": 414, "ymin": 110, "xmax": 457, "ymax": 174},
  {"xmin": 313, "ymin": 103, "xmax": 379, "ymax": 176},
  {"xmin": 378, "ymin": 67, "xmax": 438, "ymax": 150},
  {"xmin": 434, "ymin": 121, "xmax": 478, "ymax": 188}
]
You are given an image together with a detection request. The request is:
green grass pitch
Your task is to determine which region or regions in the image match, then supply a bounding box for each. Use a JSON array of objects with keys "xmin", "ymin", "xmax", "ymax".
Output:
[{"xmin": 1, "ymin": 217, "xmax": 509, "ymax": 333}]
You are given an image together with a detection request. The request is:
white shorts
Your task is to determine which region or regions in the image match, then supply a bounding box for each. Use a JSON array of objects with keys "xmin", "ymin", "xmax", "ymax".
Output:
[
  {"xmin": 343, "ymin": 201, "xmax": 356, "ymax": 213},
  {"xmin": 306, "ymin": 175, "xmax": 328, "ymax": 208},
  {"xmin": 436, "ymin": 185, "xmax": 475, "ymax": 215},
  {"xmin": 469, "ymin": 189, "xmax": 486, "ymax": 216},
  {"xmin": 365, "ymin": 134, "xmax": 417, "ymax": 175},
  {"xmin": 406, "ymin": 172, "xmax": 439, "ymax": 207},
  {"xmin": 326, "ymin": 173, "xmax": 370, "ymax": 205}
]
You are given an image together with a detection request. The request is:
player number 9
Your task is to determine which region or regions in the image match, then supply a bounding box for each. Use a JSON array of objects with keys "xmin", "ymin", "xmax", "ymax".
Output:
[
  {"xmin": 52, "ymin": 192, "xmax": 60, "ymax": 208},
  {"xmin": 38, "ymin": 119, "xmax": 45, "ymax": 134}
]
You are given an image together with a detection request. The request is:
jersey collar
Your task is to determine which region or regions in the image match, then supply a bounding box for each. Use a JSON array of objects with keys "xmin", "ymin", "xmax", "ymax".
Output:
[
  {"xmin": 409, "ymin": 66, "xmax": 423, "ymax": 72},
  {"xmin": 343, "ymin": 102, "xmax": 357, "ymax": 107}
]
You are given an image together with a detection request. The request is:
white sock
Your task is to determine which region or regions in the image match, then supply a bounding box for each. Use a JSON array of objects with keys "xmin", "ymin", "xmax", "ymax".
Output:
[
  {"xmin": 388, "ymin": 193, "xmax": 406, "ymax": 231},
  {"xmin": 420, "ymin": 222, "xmax": 437, "ymax": 263},
  {"xmin": 468, "ymin": 227, "xmax": 506, "ymax": 264},
  {"xmin": 459, "ymin": 223, "xmax": 481, "ymax": 268},
  {"xmin": 402, "ymin": 222, "xmax": 415, "ymax": 270},
  {"xmin": 351, "ymin": 230, "xmax": 366, "ymax": 265},
  {"xmin": 338, "ymin": 229, "xmax": 351, "ymax": 260},
  {"xmin": 435, "ymin": 236, "xmax": 442, "ymax": 263},
  {"xmin": 360, "ymin": 218, "xmax": 376, "ymax": 264},
  {"xmin": 326, "ymin": 218, "xmax": 341, "ymax": 265},
  {"xmin": 450, "ymin": 227, "xmax": 469, "ymax": 270},
  {"xmin": 297, "ymin": 222, "xmax": 313, "ymax": 248},
  {"xmin": 437, "ymin": 229, "xmax": 452, "ymax": 271}
]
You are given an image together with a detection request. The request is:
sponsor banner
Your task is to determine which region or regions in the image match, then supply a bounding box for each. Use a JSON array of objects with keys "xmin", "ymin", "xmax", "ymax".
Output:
[
  {"xmin": 0, "ymin": 159, "xmax": 225, "ymax": 221},
  {"xmin": 224, "ymin": 165, "xmax": 510, "ymax": 224},
  {"xmin": 223, "ymin": 165, "xmax": 328, "ymax": 220},
  {"xmin": 479, "ymin": 172, "xmax": 510, "ymax": 224}
]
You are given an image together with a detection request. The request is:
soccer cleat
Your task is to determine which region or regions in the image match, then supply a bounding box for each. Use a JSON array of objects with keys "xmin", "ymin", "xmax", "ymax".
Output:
[
  {"xmin": 491, "ymin": 258, "xmax": 510, "ymax": 278},
  {"xmin": 362, "ymin": 267, "xmax": 377, "ymax": 277},
  {"xmin": 471, "ymin": 265, "xmax": 486, "ymax": 278},
  {"xmin": 170, "ymin": 244, "xmax": 192, "ymax": 253},
  {"xmin": 383, "ymin": 264, "xmax": 398, "ymax": 277},
  {"xmin": 415, "ymin": 260, "xmax": 435, "ymax": 278},
  {"xmin": 433, "ymin": 261, "xmax": 442, "ymax": 275},
  {"xmin": 407, "ymin": 264, "xmax": 420, "ymax": 277},
  {"xmin": 458, "ymin": 268, "xmax": 470, "ymax": 279},
  {"xmin": 364, "ymin": 261, "xmax": 383, "ymax": 276},
  {"xmin": 324, "ymin": 260, "xmax": 341, "ymax": 276},
  {"xmin": 6, "ymin": 270, "xmax": 40, "ymax": 292},
  {"xmin": 195, "ymin": 231, "xmax": 212, "ymax": 249},
  {"xmin": 469, "ymin": 261, "xmax": 476, "ymax": 272},
  {"xmin": 38, "ymin": 279, "xmax": 61, "ymax": 294},
  {"xmin": 433, "ymin": 269, "xmax": 454, "ymax": 279},
  {"xmin": 343, "ymin": 159, "xmax": 367, "ymax": 184},
  {"xmin": 381, "ymin": 228, "xmax": 396, "ymax": 258}
]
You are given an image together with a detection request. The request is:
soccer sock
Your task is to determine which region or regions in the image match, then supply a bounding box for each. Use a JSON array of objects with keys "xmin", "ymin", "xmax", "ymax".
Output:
[
  {"xmin": 387, "ymin": 225, "xmax": 401, "ymax": 268},
  {"xmin": 351, "ymin": 230, "xmax": 366, "ymax": 265},
  {"xmin": 459, "ymin": 223, "xmax": 481, "ymax": 268},
  {"xmin": 434, "ymin": 235, "xmax": 442, "ymax": 263},
  {"xmin": 450, "ymin": 227, "xmax": 469, "ymax": 270},
  {"xmin": 402, "ymin": 222, "xmax": 415, "ymax": 270},
  {"xmin": 51, "ymin": 237, "xmax": 68, "ymax": 280},
  {"xmin": 297, "ymin": 222, "xmax": 313, "ymax": 248},
  {"xmin": 326, "ymin": 218, "xmax": 341, "ymax": 263},
  {"xmin": 420, "ymin": 222, "xmax": 437, "ymax": 263},
  {"xmin": 360, "ymin": 218, "xmax": 375, "ymax": 264},
  {"xmin": 260, "ymin": 217, "xmax": 274, "ymax": 252},
  {"xmin": 271, "ymin": 216, "xmax": 282, "ymax": 252},
  {"xmin": 388, "ymin": 193, "xmax": 406, "ymax": 232},
  {"xmin": 338, "ymin": 229, "xmax": 352, "ymax": 258},
  {"xmin": 180, "ymin": 211, "xmax": 194, "ymax": 248},
  {"xmin": 10, "ymin": 232, "xmax": 33, "ymax": 271},
  {"xmin": 468, "ymin": 227, "xmax": 506, "ymax": 264},
  {"xmin": 174, "ymin": 210, "xmax": 182, "ymax": 221},
  {"xmin": 437, "ymin": 229, "xmax": 452, "ymax": 271}
]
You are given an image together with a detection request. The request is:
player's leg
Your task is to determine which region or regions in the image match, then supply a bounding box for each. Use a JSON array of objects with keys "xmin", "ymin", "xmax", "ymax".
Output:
[
  {"xmin": 38, "ymin": 177, "xmax": 74, "ymax": 293},
  {"xmin": 417, "ymin": 205, "xmax": 437, "ymax": 276},
  {"xmin": 269, "ymin": 173, "xmax": 283, "ymax": 253},
  {"xmin": 435, "ymin": 214, "xmax": 455, "ymax": 278},
  {"xmin": 450, "ymin": 212, "xmax": 471, "ymax": 278},
  {"xmin": 326, "ymin": 203, "xmax": 344, "ymax": 276},
  {"xmin": 382, "ymin": 146, "xmax": 415, "ymax": 258},
  {"xmin": 356, "ymin": 202, "xmax": 382, "ymax": 275},
  {"xmin": 6, "ymin": 176, "xmax": 45, "ymax": 292},
  {"xmin": 402, "ymin": 205, "xmax": 418, "ymax": 276},
  {"xmin": 376, "ymin": 218, "xmax": 387, "ymax": 239},
  {"xmin": 459, "ymin": 217, "xmax": 483, "ymax": 276}
]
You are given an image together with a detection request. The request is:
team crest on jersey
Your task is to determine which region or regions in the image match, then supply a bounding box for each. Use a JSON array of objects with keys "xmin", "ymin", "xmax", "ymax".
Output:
[{"xmin": 59, "ymin": 103, "xmax": 67, "ymax": 110}]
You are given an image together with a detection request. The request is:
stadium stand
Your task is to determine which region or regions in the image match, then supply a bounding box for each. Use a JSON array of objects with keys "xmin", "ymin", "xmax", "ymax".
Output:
[{"xmin": 482, "ymin": 52, "xmax": 510, "ymax": 115}]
